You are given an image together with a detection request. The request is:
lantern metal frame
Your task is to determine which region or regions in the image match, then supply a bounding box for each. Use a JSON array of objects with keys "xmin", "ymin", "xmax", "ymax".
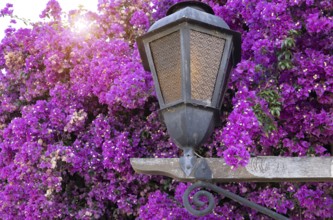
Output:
[{"xmin": 137, "ymin": 9, "xmax": 241, "ymax": 111}]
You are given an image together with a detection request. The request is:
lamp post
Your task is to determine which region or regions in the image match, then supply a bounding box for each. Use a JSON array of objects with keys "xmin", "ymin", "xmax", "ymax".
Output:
[
  {"xmin": 134, "ymin": 2, "xmax": 286, "ymax": 218},
  {"xmin": 131, "ymin": 1, "xmax": 332, "ymax": 219},
  {"xmin": 137, "ymin": 1, "xmax": 240, "ymax": 176}
]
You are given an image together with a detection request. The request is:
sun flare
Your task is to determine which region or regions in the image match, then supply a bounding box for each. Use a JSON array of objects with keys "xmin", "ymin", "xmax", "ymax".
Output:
[{"xmin": 71, "ymin": 18, "xmax": 90, "ymax": 33}]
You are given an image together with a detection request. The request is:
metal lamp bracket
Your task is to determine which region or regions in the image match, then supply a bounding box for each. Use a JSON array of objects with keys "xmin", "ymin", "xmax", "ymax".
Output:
[{"xmin": 131, "ymin": 156, "xmax": 333, "ymax": 218}]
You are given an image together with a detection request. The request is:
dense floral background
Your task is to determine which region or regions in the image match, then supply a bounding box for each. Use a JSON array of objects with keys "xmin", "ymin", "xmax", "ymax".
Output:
[{"xmin": 0, "ymin": 0, "xmax": 332, "ymax": 219}]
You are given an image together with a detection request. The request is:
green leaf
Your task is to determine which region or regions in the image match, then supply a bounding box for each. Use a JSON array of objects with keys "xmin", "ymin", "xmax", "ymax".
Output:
[
  {"xmin": 279, "ymin": 62, "xmax": 286, "ymax": 70},
  {"xmin": 284, "ymin": 50, "xmax": 292, "ymax": 60},
  {"xmin": 288, "ymin": 29, "xmax": 299, "ymax": 36}
]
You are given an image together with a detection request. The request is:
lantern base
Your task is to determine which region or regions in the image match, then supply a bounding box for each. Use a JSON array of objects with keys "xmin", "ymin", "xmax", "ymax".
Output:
[{"xmin": 160, "ymin": 103, "xmax": 217, "ymax": 150}]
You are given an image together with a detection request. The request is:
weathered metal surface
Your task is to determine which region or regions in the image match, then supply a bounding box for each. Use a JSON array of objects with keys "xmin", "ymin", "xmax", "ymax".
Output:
[
  {"xmin": 183, "ymin": 181, "xmax": 289, "ymax": 220},
  {"xmin": 179, "ymin": 148, "xmax": 197, "ymax": 176},
  {"xmin": 130, "ymin": 156, "xmax": 333, "ymax": 182}
]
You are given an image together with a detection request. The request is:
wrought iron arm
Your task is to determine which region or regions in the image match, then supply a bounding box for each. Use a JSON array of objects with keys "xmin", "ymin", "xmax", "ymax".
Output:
[{"xmin": 183, "ymin": 181, "xmax": 289, "ymax": 220}]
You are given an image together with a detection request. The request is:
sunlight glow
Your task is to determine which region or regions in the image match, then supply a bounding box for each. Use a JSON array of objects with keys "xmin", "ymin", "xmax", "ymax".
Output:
[
  {"xmin": 73, "ymin": 18, "xmax": 89, "ymax": 33},
  {"xmin": 0, "ymin": 0, "xmax": 98, "ymax": 40}
]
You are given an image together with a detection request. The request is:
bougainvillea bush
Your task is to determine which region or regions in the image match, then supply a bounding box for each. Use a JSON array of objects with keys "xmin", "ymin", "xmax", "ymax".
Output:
[{"xmin": 0, "ymin": 0, "xmax": 332, "ymax": 219}]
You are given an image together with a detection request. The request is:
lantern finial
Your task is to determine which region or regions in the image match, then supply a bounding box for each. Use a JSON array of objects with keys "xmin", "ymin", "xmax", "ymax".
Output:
[{"xmin": 166, "ymin": 1, "xmax": 215, "ymax": 15}]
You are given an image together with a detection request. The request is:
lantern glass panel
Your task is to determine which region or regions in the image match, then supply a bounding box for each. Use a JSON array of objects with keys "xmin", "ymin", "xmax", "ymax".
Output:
[
  {"xmin": 190, "ymin": 30, "xmax": 225, "ymax": 104},
  {"xmin": 150, "ymin": 31, "xmax": 182, "ymax": 104}
]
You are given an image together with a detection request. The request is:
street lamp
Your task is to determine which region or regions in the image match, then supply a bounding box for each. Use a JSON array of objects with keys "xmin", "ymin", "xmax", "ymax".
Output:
[
  {"xmin": 133, "ymin": 2, "xmax": 289, "ymax": 219},
  {"xmin": 137, "ymin": 1, "xmax": 241, "ymax": 176}
]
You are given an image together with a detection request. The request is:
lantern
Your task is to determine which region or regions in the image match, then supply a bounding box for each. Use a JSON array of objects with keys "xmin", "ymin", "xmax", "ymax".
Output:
[{"xmin": 137, "ymin": 1, "xmax": 241, "ymax": 175}]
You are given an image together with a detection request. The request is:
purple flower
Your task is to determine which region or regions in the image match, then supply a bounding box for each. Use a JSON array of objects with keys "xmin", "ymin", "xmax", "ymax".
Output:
[
  {"xmin": 0, "ymin": 0, "xmax": 332, "ymax": 219},
  {"xmin": 0, "ymin": 3, "xmax": 13, "ymax": 16}
]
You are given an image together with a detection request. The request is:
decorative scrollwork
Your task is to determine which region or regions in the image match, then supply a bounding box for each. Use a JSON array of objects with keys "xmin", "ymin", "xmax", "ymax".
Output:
[
  {"xmin": 182, "ymin": 182, "xmax": 215, "ymax": 216},
  {"xmin": 183, "ymin": 181, "xmax": 289, "ymax": 220}
]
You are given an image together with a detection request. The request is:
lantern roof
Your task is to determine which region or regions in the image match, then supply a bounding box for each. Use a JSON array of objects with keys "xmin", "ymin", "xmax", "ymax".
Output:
[{"xmin": 150, "ymin": 4, "xmax": 229, "ymax": 31}]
